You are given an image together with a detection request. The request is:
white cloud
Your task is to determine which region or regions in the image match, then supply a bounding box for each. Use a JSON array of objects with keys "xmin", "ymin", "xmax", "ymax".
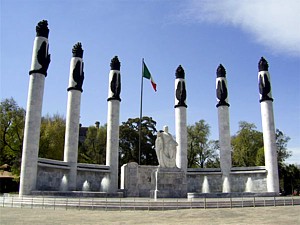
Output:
[{"xmin": 181, "ymin": 0, "xmax": 300, "ymax": 56}]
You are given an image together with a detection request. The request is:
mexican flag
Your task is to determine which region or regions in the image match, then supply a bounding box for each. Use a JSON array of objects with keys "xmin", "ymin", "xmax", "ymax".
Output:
[{"xmin": 142, "ymin": 61, "xmax": 157, "ymax": 92}]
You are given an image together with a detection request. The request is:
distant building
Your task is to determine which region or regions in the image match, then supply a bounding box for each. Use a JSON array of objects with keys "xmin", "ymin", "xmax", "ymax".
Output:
[
  {"xmin": 0, "ymin": 164, "xmax": 19, "ymax": 193},
  {"xmin": 79, "ymin": 124, "xmax": 88, "ymax": 144},
  {"xmin": 78, "ymin": 121, "xmax": 100, "ymax": 144}
]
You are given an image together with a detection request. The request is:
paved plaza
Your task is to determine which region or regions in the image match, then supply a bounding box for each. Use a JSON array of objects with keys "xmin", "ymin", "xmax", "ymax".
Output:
[{"xmin": 1, "ymin": 205, "xmax": 299, "ymax": 225}]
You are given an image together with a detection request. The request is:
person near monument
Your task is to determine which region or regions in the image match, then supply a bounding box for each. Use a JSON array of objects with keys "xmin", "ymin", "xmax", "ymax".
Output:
[{"xmin": 155, "ymin": 126, "xmax": 178, "ymax": 168}]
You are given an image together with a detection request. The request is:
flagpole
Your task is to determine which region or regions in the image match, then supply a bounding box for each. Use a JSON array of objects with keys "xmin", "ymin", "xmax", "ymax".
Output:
[{"xmin": 139, "ymin": 58, "xmax": 144, "ymax": 165}]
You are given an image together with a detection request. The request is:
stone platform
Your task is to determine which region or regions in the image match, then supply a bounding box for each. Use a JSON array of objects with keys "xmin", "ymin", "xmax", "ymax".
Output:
[{"xmin": 150, "ymin": 167, "xmax": 187, "ymax": 199}]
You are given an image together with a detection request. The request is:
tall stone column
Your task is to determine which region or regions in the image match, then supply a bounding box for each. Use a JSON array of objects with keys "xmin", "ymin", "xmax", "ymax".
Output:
[
  {"xmin": 216, "ymin": 65, "xmax": 232, "ymax": 174},
  {"xmin": 216, "ymin": 64, "xmax": 232, "ymax": 192},
  {"xmin": 106, "ymin": 56, "xmax": 121, "ymax": 193},
  {"xmin": 19, "ymin": 20, "xmax": 51, "ymax": 196},
  {"xmin": 174, "ymin": 65, "xmax": 187, "ymax": 173},
  {"xmin": 63, "ymin": 43, "xmax": 84, "ymax": 191},
  {"xmin": 258, "ymin": 57, "xmax": 279, "ymax": 194}
]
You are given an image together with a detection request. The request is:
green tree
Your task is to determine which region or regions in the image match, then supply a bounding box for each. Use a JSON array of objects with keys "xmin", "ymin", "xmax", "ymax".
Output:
[
  {"xmin": 276, "ymin": 129, "xmax": 292, "ymax": 165},
  {"xmin": 0, "ymin": 98, "xmax": 25, "ymax": 177},
  {"xmin": 39, "ymin": 114, "xmax": 65, "ymax": 160},
  {"xmin": 232, "ymin": 122, "xmax": 292, "ymax": 167},
  {"xmin": 119, "ymin": 116, "xmax": 158, "ymax": 166},
  {"xmin": 280, "ymin": 164, "xmax": 300, "ymax": 195},
  {"xmin": 274, "ymin": 129, "xmax": 292, "ymax": 194},
  {"xmin": 78, "ymin": 124, "xmax": 106, "ymax": 164},
  {"xmin": 231, "ymin": 121, "xmax": 264, "ymax": 167},
  {"xmin": 187, "ymin": 120, "xmax": 218, "ymax": 168},
  {"xmin": 255, "ymin": 147, "xmax": 265, "ymax": 166},
  {"xmin": 205, "ymin": 140, "xmax": 220, "ymax": 168}
]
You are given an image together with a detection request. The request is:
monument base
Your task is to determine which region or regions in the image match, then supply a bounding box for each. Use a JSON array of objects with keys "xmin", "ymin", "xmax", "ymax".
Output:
[{"xmin": 150, "ymin": 167, "xmax": 187, "ymax": 199}]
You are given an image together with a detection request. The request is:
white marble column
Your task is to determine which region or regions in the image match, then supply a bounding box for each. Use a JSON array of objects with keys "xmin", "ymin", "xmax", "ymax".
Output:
[
  {"xmin": 106, "ymin": 56, "xmax": 121, "ymax": 193},
  {"xmin": 216, "ymin": 64, "xmax": 232, "ymax": 182},
  {"xmin": 258, "ymin": 57, "xmax": 279, "ymax": 194},
  {"xmin": 63, "ymin": 43, "xmax": 84, "ymax": 191},
  {"xmin": 174, "ymin": 65, "xmax": 187, "ymax": 173},
  {"xmin": 19, "ymin": 20, "xmax": 51, "ymax": 196},
  {"xmin": 218, "ymin": 107, "xmax": 232, "ymax": 175}
]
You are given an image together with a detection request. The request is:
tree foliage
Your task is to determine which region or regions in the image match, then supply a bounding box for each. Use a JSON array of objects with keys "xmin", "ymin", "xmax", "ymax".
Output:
[
  {"xmin": 231, "ymin": 121, "xmax": 264, "ymax": 167},
  {"xmin": 119, "ymin": 116, "xmax": 158, "ymax": 166},
  {"xmin": 78, "ymin": 125, "xmax": 106, "ymax": 164},
  {"xmin": 205, "ymin": 140, "xmax": 220, "ymax": 168},
  {"xmin": 187, "ymin": 120, "xmax": 219, "ymax": 168},
  {"xmin": 255, "ymin": 147, "xmax": 265, "ymax": 166},
  {"xmin": 276, "ymin": 129, "xmax": 292, "ymax": 165},
  {"xmin": 280, "ymin": 164, "xmax": 300, "ymax": 195},
  {"xmin": 0, "ymin": 98, "xmax": 25, "ymax": 176},
  {"xmin": 231, "ymin": 121, "xmax": 293, "ymax": 168},
  {"xmin": 39, "ymin": 114, "xmax": 66, "ymax": 160},
  {"xmin": 231, "ymin": 121, "xmax": 298, "ymax": 194}
]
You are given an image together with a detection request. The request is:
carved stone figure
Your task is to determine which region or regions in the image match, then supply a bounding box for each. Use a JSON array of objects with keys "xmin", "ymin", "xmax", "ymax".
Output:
[
  {"xmin": 67, "ymin": 42, "xmax": 84, "ymax": 92},
  {"xmin": 36, "ymin": 20, "xmax": 49, "ymax": 38},
  {"xmin": 175, "ymin": 65, "xmax": 185, "ymax": 79},
  {"xmin": 110, "ymin": 55, "xmax": 121, "ymax": 70},
  {"xmin": 176, "ymin": 81, "xmax": 187, "ymax": 107},
  {"xmin": 175, "ymin": 65, "xmax": 187, "ymax": 108},
  {"xmin": 259, "ymin": 73, "xmax": 272, "ymax": 102},
  {"xmin": 216, "ymin": 64, "xmax": 230, "ymax": 107},
  {"xmin": 258, "ymin": 56, "xmax": 269, "ymax": 72},
  {"xmin": 29, "ymin": 20, "xmax": 51, "ymax": 76},
  {"xmin": 110, "ymin": 72, "xmax": 121, "ymax": 100},
  {"xmin": 108, "ymin": 56, "xmax": 121, "ymax": 101},
  {"xmin": 72, "ymin": 60, "xmax": 84, "ymax": 91},
  {"xmin": 155, "ymin": 126, "xmax": 178, "ymax": 168},
  {"xmin": 258, "ymin": 57, "xmax": 273, "ymax": 102}
]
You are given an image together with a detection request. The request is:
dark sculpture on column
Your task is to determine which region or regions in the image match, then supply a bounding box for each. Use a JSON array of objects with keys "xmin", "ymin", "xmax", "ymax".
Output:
[
  {"xmin": 29, "ymin": 20, "xmax": 51, "ymax": 76},
  {"xmin": 258, "ymin": 57, "xmax": 279, "ymax": 194},
  {"xmin": 106, "ymin": 56, "xmax": 121, "ymax": 193},
  {"xmin": 108, "ymin": 56, "xmax": 121, "ymax": 101},
  {"xmin": 216, "ymin": 64, "xmax": 230, "ymax": 107},
  {"xmin": 67, "ymin": 42, "xmax": 84, "ymax": 92},
  {"xmin": 20, "ymin": 20, "xmax": 51, "ymax": 196},
  {"xmin": 174, "ymin": 65, "xmax": 188, "ymax": 173},
  {"xmin": 63, "ymin": 42, "xmax": 85, "ymax": 191},
  {"xmin": 258, "ymin": 57, "xmax": 273, "ymax": 102},
  {"xmin": 175, "ymin": 65, "xmax": 187, "ymax": 108},
  {"xmin": 215, "ymin": 64, "xmax": 232, "ymax": 192}
]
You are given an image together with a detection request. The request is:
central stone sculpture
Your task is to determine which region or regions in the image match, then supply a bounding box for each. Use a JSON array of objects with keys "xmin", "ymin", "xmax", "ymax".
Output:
[
  {"xmin": 150, "ymin": 126, "xmax": 187, "ymax": 199},
  {"xmin": 155, "ymin": 126, "xmax": 178, "ymax": 168}
]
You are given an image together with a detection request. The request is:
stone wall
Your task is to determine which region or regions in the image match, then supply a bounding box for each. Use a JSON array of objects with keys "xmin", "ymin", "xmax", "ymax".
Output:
[
  {"xmin": 76, "ymin": 163, "xmax": 110, "ymax": 191},
  {"xmin": 36, "ymin": 159, "xmax": 267, "ymax": 195},
  {"xmin": 230, "ymin": 167, "xmax": 267, "ymax": 193},
  {"xmin": 121, "ymin": 163, "xmax": 268, "ymax": 197},
  {"xmin": 36, "ymin": 158, "xmax": 70, "ymax": 191},
  {"xmin": 187, "ymin": 168, "xmax": 223, "ymax": 193},
  {"xmin": 36, "ymin": 158, "xmax": 110, "ymax": 192},
  {"xmin": 187, "ymin": 167, "xmax": 267, "ymax": 193}
]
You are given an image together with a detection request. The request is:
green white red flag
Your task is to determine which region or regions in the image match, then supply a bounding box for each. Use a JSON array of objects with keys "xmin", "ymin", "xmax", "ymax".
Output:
[{"xmin": 142, "ymin": 61, "xmax": 157, "ymax": 92}]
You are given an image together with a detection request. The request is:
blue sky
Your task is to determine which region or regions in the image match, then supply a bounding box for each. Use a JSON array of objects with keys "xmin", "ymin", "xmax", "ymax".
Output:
[{"xmin": 1, "ymin": 0, "xmax": 299, "ymax": 164}]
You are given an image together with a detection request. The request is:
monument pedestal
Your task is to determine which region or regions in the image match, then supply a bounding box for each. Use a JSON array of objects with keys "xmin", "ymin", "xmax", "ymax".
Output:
[{"xmin": 150, "ymin": 167, "xmax": 187, "ymax": 199}]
